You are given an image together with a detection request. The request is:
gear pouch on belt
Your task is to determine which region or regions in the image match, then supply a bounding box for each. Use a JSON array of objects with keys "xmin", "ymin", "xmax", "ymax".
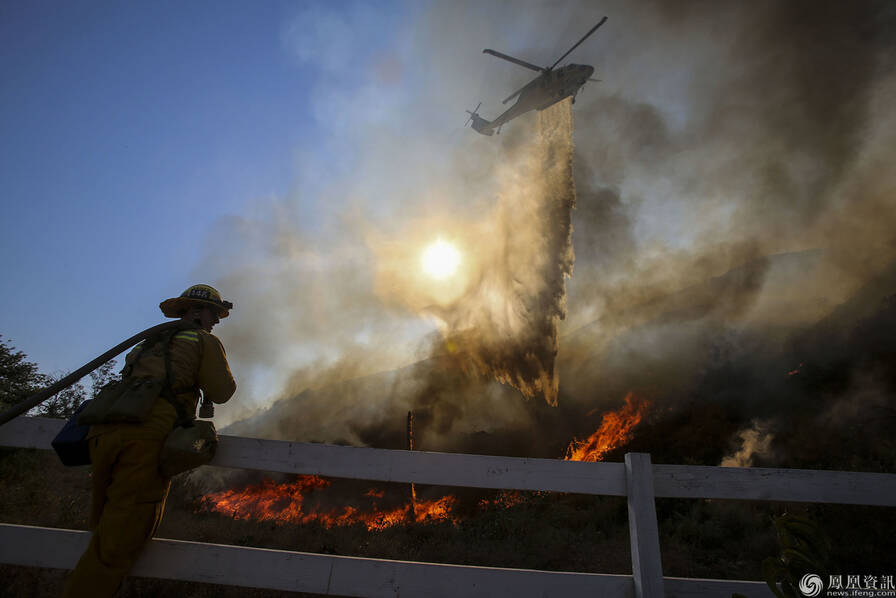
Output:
[
  {"xmin": 78, "ymin": 377, "xmax": 164, "ymax": 425},
  {"xmin": 52, "ymin": 399, "xmax": 93, "ymax": 466},
  {"xmin": 159, "ymin": 420, "xmax": 218, "ymax": 477}
]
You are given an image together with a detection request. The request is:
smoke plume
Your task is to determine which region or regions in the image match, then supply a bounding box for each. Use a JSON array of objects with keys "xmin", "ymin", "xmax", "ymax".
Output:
[
  {"xmin": 202, "ymin": 1, "xmax": 895, "ymax": 471},
  {"xmin": 720, "ymin": 420, "xmax": 774, "ymax": 468}
]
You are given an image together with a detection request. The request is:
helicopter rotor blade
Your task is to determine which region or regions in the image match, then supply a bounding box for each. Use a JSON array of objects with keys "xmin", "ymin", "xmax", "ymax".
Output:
[
  {"xmin": 483, "ymin": 49, "xmax": 545, "ymax": 73},
  {"xmin": 549, "ymin": 16, "xmax": 607, "ymax": 71}
]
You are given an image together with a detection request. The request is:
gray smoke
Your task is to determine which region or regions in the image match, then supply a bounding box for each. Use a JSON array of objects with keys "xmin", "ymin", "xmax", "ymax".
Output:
[
  {"xmin": 201, "ymin": 1, "xmax": 895, "ymax": 462},
  {"xmin": 721, "ymin": 420, "xmax": 774, "ymax": 467}
]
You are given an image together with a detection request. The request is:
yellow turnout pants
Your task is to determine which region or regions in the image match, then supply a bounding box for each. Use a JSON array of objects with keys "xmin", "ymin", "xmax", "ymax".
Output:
[{"xmin": 63, "ymin": 426, "xmax": 171, "ymax": 597}]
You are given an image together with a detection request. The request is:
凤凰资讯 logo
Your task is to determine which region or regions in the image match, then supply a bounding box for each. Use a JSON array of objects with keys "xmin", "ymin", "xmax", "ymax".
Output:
[{"xmin": 800, "ymin": 574, "xmax": 823, "ymax": 597}]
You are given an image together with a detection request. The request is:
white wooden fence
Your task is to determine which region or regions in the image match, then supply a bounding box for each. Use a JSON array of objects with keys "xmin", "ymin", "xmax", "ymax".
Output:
[{"xmin": 2, "ymin": 416, "xmax": 895, "ymax": 597}]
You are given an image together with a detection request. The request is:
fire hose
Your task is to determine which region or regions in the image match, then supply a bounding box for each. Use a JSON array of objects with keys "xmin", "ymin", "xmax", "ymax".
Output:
[{"xmin": 0, "ymin": 321, "xmax": 184, "ymax": 427}]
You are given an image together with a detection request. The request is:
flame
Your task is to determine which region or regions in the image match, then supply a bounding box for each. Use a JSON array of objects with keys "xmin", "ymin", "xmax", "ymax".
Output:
[
  {"xmin": 201, "ymin": 476, "xmax": 330, "ymax": 523},
  {"xmin": 199, "ymin": 393, "xmax": 650, "ymax": 529},
  {"xmin": 564, "ymin": 392, "xmax": 650, "ymax": 462},
  {"xmin": 336, "ymin": 495, "xmax": 457, "ymax": 531},
  {"xmin": 199, "ymin": 476, "xmax": 457, "ymax": 531},
  {"xmin": 478, "ymin": 490, "xmax": 526, "ymax": 510}
]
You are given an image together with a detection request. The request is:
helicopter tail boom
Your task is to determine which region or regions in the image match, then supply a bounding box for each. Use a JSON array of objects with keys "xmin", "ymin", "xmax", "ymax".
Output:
[
  {"xmin": 465, "ymin": 103, "xmax": 495, "ymax": 136},
  {"xmin": 467, "ymin": 112, "xmax": 494, "ymax": 136}
]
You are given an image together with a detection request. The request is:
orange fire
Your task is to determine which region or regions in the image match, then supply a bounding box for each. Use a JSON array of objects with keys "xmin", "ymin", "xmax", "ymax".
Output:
[
  {"xmin": 337, "ymin": 495, "xmax": 458, "ymax": 531},
  {"xmin": 201, "ymin": 476, "xmax": 330, "ymax": 523},
  {"xmin": 200, "ymin": 393, "xmax": 650, "ymax": 529},
  {"xmin": 199, "ymin": 476, "xmax": 457, "ymax": 531},
  {"xmin": 564, "ymin": 392, "xmax": 650, "ymax": 462},
  {"xmin": 478, "ymin": 490, "xmax": 527, "ymax": 510}
]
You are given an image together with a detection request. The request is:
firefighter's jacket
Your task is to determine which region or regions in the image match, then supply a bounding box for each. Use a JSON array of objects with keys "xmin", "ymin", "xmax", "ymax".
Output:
[{"xmin": 88, "ymin": 327, "xmax": 236, "ymax": 447}]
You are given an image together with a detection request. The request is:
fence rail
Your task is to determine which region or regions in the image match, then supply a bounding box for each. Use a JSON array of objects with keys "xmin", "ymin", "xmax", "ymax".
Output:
[{"xmin": 3, "ymin": 416, "xmax": 895, "ymax": 597}]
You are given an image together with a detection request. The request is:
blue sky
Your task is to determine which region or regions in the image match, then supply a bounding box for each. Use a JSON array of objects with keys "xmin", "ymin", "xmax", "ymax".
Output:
[{"xmin": 0, "ymin": 1, "xmax": 404, "ymax": 375}]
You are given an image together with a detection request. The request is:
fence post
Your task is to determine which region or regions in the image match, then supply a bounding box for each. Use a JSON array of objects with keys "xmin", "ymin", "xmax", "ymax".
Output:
[{"xmin": 625, "ymin": 452, "xmax": 664, "ymax": 598}]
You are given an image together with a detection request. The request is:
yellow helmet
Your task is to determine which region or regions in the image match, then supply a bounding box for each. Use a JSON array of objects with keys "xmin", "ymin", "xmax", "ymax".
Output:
[{"xmin": 160, "ymin": 284, "xmax": 233, "ymax": 319}]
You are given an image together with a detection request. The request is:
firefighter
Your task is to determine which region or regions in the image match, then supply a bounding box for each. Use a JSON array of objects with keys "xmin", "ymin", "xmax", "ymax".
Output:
[{"xmin": 63, "ymin": 284, "xmax": 236, "ymax": 598}]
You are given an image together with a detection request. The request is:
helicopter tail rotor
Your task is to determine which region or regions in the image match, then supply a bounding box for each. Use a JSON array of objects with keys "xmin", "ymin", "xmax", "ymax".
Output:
[
  {"xmin": 465, "ymin": 102, "xmax": 494, "ymax": 136},
  {"xmin": 464, "ymin": 102, "xmax": 482, "ymax": 127}
]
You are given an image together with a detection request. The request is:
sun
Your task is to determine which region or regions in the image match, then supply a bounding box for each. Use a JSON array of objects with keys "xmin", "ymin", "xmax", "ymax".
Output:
[{"xmin": 421, "ymin": 239, "xmax": 461, "ymax": 280}]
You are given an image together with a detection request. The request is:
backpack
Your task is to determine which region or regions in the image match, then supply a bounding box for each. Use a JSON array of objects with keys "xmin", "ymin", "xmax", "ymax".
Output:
[{"xmin": 52, "ymin": 321, "xmax": 218, "ymax": 475}]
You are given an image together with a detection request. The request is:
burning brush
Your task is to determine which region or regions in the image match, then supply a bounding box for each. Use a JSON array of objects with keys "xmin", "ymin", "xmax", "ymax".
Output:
[
  {"xmin": 565, "ymin": 393, "xmax": 651, "ymax": 462},
  {"xmin": 198, "ymin": 476, "xmax": 458, "ymax": 532},
  {"xmin": 198, "ymin": 393, "xmax": 650, "ymax": 529}
]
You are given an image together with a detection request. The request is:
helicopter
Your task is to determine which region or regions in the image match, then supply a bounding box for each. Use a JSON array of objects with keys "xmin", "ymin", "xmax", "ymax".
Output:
[{"xmin": 466, "ymin": 16, "xmax": 607, "ymax": 136}]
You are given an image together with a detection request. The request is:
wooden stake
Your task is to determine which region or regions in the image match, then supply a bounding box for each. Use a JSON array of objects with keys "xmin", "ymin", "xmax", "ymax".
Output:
[{"xmin": 407, "ymin": 411, "xmax": 417, "ymax": 517}]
